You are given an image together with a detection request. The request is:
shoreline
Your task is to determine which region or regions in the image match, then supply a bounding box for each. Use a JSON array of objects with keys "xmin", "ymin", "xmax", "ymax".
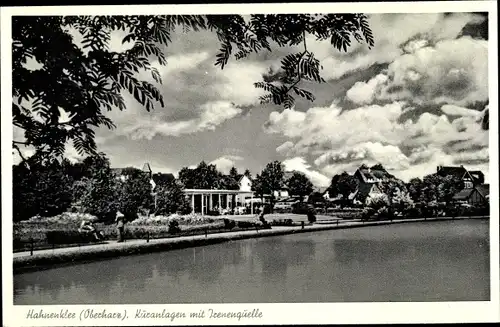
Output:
[{"xmin": 13, "ymin": 216, "xmax": 488, "ymax": 274}]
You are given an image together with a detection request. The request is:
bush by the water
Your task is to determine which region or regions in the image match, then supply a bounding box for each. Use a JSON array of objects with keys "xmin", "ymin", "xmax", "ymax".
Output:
[
  {"xmin": 168, "ymin": 220, "xmax": 181, "ymax": 234},
  {"xmin": 46, "ymin": 230, "xmax": 99, "ymax": 245},
  {"xmin": 223, "ymin": 218, "xmax": 236, "ymax": 230},
  {"xmin": 271, "ymin": 219, "xmax": 294, "ymax": 226}
]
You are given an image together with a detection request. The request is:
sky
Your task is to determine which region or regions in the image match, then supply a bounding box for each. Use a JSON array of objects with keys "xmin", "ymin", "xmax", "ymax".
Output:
[{"xmin": 14, "ymin": 12, "xmax": 490, "ymax": 187}]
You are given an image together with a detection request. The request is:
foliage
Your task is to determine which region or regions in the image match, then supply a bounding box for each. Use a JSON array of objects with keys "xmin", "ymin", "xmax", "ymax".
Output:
[
  {"xmin": 71, "ymin": 153, "xmax": 119, "ymax": 223},
  {"xmin": 223, "ymin": 218, "xmax": 236, "ymax": 230},
  {"xmin": 251, "ymin": 173, "xmax": 270, "ymax": 200},
  {"xmin": 178, "ymin": 161, "xmax": 224, "ymax": 189},
  {"xmin": 259, "ymin": 161, "xmax": 286, "ymax": 209},
  {"xmin": 116, "ymin": 168, "xmax": 154, "ymax": 221},
  {"xmin": 168, "ymin": 220, "xmax": 181, "ymax": 234},
  {"xmin": 328, "ymin": 172, "xmax": 359, "ymax": 200},
  {"xmin": 286, "ymin": 171, "xmax": 314, "ymax": 201},
  {"xmin": 13, "ymin": 159, "xmax": 73, "ymax": 221},
  {"xmin": 419, "ymin": 173, "xmax": 464, "ymax": 204},
  {"xmin": 13, "ymin": 14, "xmax": 374, "ymax": 165},
  {"xmin": 307, "ymin": 191, "xmax": 326, "ymax": 204},
  {"xmin": 155, "ymin": 180, "xmax": 191, "ymax": 215}
]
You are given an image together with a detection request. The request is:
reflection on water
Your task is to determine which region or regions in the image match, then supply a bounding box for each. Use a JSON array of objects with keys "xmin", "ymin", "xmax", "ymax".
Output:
[{"xmin": 14, "ymin": 220, "xmax": 489, "ymax": 304}]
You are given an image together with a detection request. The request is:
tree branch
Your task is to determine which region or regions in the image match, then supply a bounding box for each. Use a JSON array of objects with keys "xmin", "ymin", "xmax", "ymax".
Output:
[{"xmin": 13, "ymin": 144, "xmax": 28, "ymax": 167}]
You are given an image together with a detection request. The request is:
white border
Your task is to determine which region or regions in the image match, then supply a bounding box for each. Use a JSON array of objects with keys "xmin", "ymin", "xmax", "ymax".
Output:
[{"xmin": 2, "ymin": 2, "xmax": 499, "ymax": 326}]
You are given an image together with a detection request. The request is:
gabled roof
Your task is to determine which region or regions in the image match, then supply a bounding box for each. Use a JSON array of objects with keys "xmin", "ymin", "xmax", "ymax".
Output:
[
  {"xmin": 437, "ymin": 166, "xmax": 468, "ymax": 179},
  {"xmin": 354, "ymin": 183, "xmax": 381, "ymax": 202},
  {"xmin": 476, "ymin": 184, "xmax": 490, "ymax": 198},
  {"xmin": 142, "ymin": 162, "xmax": 152, "ymax": 173},
  {"xmin": 356, "ymin": 164, "xmax": 394, "ymax": 183},
  {"xmin": 469, "ymin": 171, "xmax": 485, "ymax": 184},
  {"xmin": 152, "ymin": 172, "xmax": 175, "ymax": 185},
  {"xmin": 453, "ymin": 188, "xmax": 474, "ymax": 200}
]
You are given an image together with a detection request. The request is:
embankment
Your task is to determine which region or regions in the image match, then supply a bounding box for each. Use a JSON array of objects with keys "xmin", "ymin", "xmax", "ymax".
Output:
[{"xmin": 13, "ymin": 216, "xmax": 488, "ymax": 273}]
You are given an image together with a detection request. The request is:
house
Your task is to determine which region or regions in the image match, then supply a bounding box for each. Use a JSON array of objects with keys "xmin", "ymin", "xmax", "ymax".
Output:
[
  {"xmin": 453, "ymin": 184, "xmax": 490, "ymax": 206},
  {"xmin": 354, "ymin": 163, "xmax": 395, "ymax": 185},
  {"xmin": 436, "ymin": 165, "xmax": 482, "ymax": 189},
  {"xmin": 352, "ymin": 183, "xmax": 384, "ymax": 205}
]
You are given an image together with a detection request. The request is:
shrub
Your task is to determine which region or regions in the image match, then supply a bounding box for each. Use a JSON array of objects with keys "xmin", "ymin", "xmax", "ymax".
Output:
[
  {"xmin": 307, "ymin": 206, "xmax": 317, "ymax": 223},
  {"xmin": 271, "ymin": 219, "xmax": 294, "ymax": 226},
  {"xmin": 46, "ymin": 230, "xmax": 95, "ymax": 245},
  {"xmin": 223, "ymin": 218, "xmax": 236, "ymax": 230},
  {"xmin": 168, "ymin": 220, "xmax": 181, "ymax": 234},
  {"xmin": 155, "ymin": 181, "xmax": 191, "ymax": 216},
  {"xmin": 237, "ymin": 220, "xmax": 257, "ymax": 228}
]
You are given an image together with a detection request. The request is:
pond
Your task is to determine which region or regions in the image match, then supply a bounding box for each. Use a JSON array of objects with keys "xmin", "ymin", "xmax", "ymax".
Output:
[{"xmin": 14, "ymin": 219, "xmax": 490, "ymax": 304}]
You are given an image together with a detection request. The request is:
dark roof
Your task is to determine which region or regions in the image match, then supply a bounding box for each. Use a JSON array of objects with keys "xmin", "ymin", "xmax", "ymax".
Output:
[
  {"xmin": 476, "ymin": 184, "xmax": 490, "ymax": 198},
  {"xmin": 437, "ymin": 166, "xmax": 468, "ymax": 179},
  {"xmin": 453, "ymin": 188, "xmax": 474, "ymax": 200},
  {"xmin": 357, "ymin": 164, "xmax": 394, "ymax": 182},
  {"xmin": 152, "ymin": 173, "xmax": 175, "ymax": 185},
  {"xmin": 142, "ymin": 163, "xmax": 152, "ymax": 173},
  {"xmin": 469, "ymin": 170, "xmax": 485, "ymax": 184},
  {"xmin": 354, "ymin": 183, "xmax": 380, "ymax": 202}
]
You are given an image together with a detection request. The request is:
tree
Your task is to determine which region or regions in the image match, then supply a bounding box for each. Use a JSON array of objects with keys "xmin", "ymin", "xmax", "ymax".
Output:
[
  {"xmin": 220, "ymin": 166, "xmax": 241, "ymax": 190},
  {"xmin": 244, "ymin": 169, "xmax": 252, "ymax": 179},
  {"xmin": 13, "ymin": 14, "xmax": 374, "ymax": 164},
  {"xmin": 116, "ymin": 168, "xmax": 154, "ymax": 220},
  {"xmin": 13, "ymin": 158, "xmax": 73, "ymax": 221},
  {"xmin": 328, "ymin": 172, "xmax": 359, "ymax": 203},
  {"xmin": 407, "ymin": 177, "xmax": 424, "ymax": 203},
  {"xmin": 179, "ymin": 161, "xmax": 224, "ymax": 189},
  {"xmin": 421, "ymin": 173, "xmax": 464, "ymax": 205},
  {"xmin": 287, "ymin": 171, "xmax": 314, "ymax": 202},
  {"xmin": 380, "ymin": 178, "xmax": 413, "ymax": 215},
  {"xmin": 259, "ymin": 161, "xmax": 285, "ymax": 211},
  {"xmin": 155, "ymin": 180, "xmax": 191, "ymax": 215},
  {"xmin": 251, "ymin": 173, "xmax": 269, "ymax": 203},
  {"xmin": 72, "ymin": 153, "xmax": 119, "ymax": 223}
]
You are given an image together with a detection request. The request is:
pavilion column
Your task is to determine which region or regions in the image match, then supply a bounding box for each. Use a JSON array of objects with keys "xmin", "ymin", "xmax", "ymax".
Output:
[
  {"xmin": 226, "ymin": 194, "xmax": 230, "ymax": 211},
  {"xmin": 251, "ymin": 193, "xmax": 253, "ymax": 215},
  {"xmin": 218, "ymin": 194, "xmax": 221, "ymax": 212},
  {"xmin": 201, "ymin": 193, "xmax": 205, "ymax": 215},
  {"xmin": 191, "ymin": 194, "xmax": 195, "ymax": 214}
]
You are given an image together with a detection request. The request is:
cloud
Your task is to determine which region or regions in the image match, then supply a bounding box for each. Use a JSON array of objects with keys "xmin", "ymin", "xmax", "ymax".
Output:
[
  {"xmin": 105, "ymin": 99, "xmax": 242, "ymax": 140},
  {"xmin": 440, "ymin": 104, "xmax": 483, "ymax": 118},
  {"xmin": 305, "ymin": 13, "xmax": 484, "ymax": 81},
  {"xmin": 282, "ymin": 157, "xmax": 330, "ymax": 187},
  {"xmin": 209, "ymin": 155, "xmax": 244, "ymax": 174},
  {"xmin": 276, "ymin": 141, "xmax": 295, "ymax": 156},
  {"xmin": 266, "ymin": 100, "xmax": 488, "ymax": 182},
  {"xmin": 345, "ymin": 36, "xmax": 488, "ymax": 107},
  {"xmin": 379, "ymin": 37, "xmax": 488, "ymax": 106},
  {"xmin": 345, "ymin": 74, "xmax": 388, "ymax": 104}
]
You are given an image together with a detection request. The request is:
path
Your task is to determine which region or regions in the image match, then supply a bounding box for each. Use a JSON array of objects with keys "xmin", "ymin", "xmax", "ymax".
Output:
[{"xmin": 13, "ymin": 215, "xmax": 488, "ymax": 272}]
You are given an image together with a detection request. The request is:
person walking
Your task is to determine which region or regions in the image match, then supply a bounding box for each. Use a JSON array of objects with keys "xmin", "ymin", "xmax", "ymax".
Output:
[{"xmin": 115, "ymin": 211, "xmax": 125, "ymax": 243}]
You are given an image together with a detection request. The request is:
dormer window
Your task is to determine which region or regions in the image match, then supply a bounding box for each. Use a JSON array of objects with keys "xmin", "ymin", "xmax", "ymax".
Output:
[{"xmin": 465, "ymin": 181, "xmax": 473, "ymax": 189}]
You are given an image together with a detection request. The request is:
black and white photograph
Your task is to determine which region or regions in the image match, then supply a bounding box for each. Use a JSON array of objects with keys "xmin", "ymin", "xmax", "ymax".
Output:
[{"xmin": 1, "ymin": 1, "xmax": 499, "ymax": 325}]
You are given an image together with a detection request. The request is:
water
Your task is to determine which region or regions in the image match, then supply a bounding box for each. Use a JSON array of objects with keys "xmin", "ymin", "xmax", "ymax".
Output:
[{"xmin": 14, "ymin": 220, "xmax": 490, "ymax": 304}]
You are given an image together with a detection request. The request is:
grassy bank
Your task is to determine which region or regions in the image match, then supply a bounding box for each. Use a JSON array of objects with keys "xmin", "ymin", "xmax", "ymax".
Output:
[{"xmin": 13, "ymin": 216, "xmax": 488, "ymax": 273}]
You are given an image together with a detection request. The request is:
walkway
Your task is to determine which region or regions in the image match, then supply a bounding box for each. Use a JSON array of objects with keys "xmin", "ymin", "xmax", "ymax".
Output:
[{"xmin": 13, "ymin": 215, "xmax": 488, "ymax": 272}]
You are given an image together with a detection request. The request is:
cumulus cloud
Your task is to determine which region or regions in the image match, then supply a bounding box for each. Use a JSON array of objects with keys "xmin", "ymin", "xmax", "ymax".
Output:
[
  {"xmin": 305, "ymin": 13, "xmax": 484, "ymax": 81},
  {"xmin": 266, "ymin": 100, "xmax": 488, "ymax": 182},
  {"xmin": 210, "ymin": 155, "xmax": 244, "ymax": 174},
  {"xmin": 345, "ymin": 74, "xmax": 388, "ymax": 104},
  {"xmin": 276, "ymin": 141, "xmax": 295, "ymax": 156},
  {"xmin": 344, "ymin": 36, "xmax": 488, "ymax": 107},
  {"xmin": 282, "ymin": 157, "xmax": 330, "ymax": 187}
]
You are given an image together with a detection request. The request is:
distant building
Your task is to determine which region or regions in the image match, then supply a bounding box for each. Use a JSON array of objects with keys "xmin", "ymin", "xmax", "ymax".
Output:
[
  {"xmin": 453, "ymin": 184, "xmax": 490, "ymax": 206},
  {"xmin": 354, "ymin": 163, "xmax": 395, "ymax": 185},
  {"xmin": 436, "ymin": 165, "xmax": 483, "ymax": 189},
  {"xmin": 352, "ymin": 183, "xmax": 384, "ymax": 205}
]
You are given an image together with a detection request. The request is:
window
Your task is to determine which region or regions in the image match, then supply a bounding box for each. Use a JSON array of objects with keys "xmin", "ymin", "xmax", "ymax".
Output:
[{"xmin": 465, "ymin": 181, "xmax": 473, "ymax": 188}]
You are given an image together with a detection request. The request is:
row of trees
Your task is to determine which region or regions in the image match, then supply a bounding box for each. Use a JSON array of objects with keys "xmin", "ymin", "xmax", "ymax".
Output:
[
  {"xmin": 325, "ymin": 169, "xmax": 465, "ymax": 210},
  {"xmin": 13, "ymin": 155, "xmax": 318, "ymax": 221},
  {"xmin": 13, "ymin": 153, "xmax": 190, "ymax": 222}
]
